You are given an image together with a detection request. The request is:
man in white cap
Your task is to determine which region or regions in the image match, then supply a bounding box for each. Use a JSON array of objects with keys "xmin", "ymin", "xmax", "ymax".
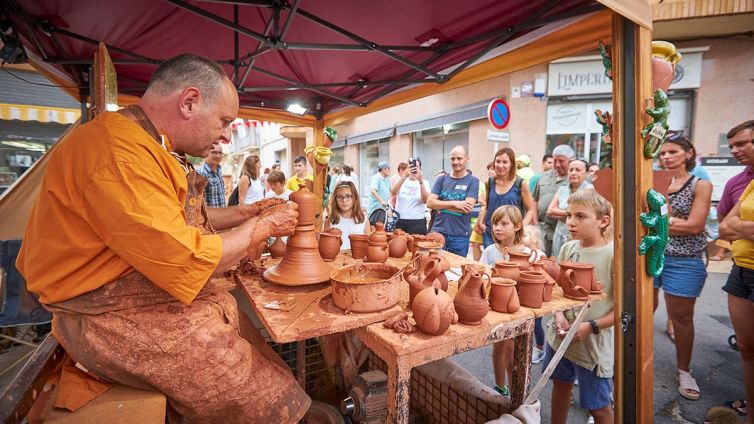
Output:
[
  {"xmin": 368, "ymin": 161, "xmax": 391, "ymax": 216},
  {"xmin": 516, "ymin": 154, "xmax": 535, "ymax": 185}
]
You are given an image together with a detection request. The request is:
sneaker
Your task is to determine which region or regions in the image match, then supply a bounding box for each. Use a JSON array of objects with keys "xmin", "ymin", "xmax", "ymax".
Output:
[
  {"xmin": 494, "ymin": 384, "xmax": 510, "ymax": 396},
  {"xmin": 532, "ymin": 347, "xmax": 545, "ymax": 364}
]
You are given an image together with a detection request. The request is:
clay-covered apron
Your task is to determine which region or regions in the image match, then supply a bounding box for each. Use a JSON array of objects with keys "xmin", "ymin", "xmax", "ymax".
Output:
[{"xmin": 46, "ymin": 106, "xmax": 310, "ymax": 423}]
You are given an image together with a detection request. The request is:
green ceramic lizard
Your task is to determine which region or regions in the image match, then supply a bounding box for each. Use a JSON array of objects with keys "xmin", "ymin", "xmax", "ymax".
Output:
[
  {"xmin": 638, "ymin": 189, "xmax": 669, "ymax": 277},
  {"xmin": 598, "ymin": 41, "xmax": 612, "ymax": 80},
  {"xmin": 642, "ymin": 89, "xmax": 671, "ymax": 159}
]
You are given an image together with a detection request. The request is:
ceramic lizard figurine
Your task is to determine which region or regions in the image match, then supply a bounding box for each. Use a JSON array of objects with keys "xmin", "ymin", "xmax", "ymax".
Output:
[
  {"xmin": 638, "ymin": 189, "xmax": 669, "ymax": 277},
  {"xmin": 598, "ymin": 41, "xmax": 612, "ymax": 80},
  {"xmin": 642, "ymin": 89, "xmax": 671, "ymax": 159}
]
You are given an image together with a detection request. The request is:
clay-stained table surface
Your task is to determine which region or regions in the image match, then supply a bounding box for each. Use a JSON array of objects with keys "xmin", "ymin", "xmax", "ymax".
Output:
[
  {"xmin": 233, "ymin": 250, "xmax": 470, "ymax": 343},
  {"xmin": 235, "ymin": 250, "xmax": 602, "ymax": 423}
]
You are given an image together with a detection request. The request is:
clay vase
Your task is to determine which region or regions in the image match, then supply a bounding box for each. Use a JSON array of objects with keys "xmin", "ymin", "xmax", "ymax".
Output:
[
  {"xmin": 412, "ymin": 286, "xmax": 456, "ymax": 336},
  {"xmin": 540, "ymin": 256, "xmax": 561, "ymax": 283},
  {"xmin": 652, "ymin": 56, "xmax": 675, "ymax": 93},
  {"xmin": 388, "ymin": 234, "xmax": 408, "ymax": 258},
  {"xmin": 407, "ymin": 256, "xmax": 443, "ymax": 308},
  {"xmin": 491, "ymin": 260, "xmax": 520, "ymax": 282},
  {"xmin": 516, "ymin": 270, "xmax": 546, "ymax": 309},
  {"xmin": 531, "ymin": 261, "xmax": 557, "ymax": 302},
  {"xmin": 366, "ymin": 222, "xmax": 390, "ymax": 262},
  {"xmin": 269, "ymin": 237, "xmax": 286, "ymax": 258},
  {"xmin": 349, "ymin": 234, "xmax": 369, "ymax": 259},
  {"xmin": 454, "ymin": 264, "xmax": 490, "ymax": 325},
  {"xmin": 318, "ymin": 231, "xmax": 342, "ymax": 262},
  {"xmin": 423, "ymin": 249, "xmax": 450, "ymax": 291},
  {"xmin": 558, "ymin": 262, "xmax": 592, "ymax": 300},
  {"xmin": 489, "ymin": 278, "xmax": 520, "ymax": 314},
  {"xmin": 505, "ymin": 247, "xmax": 536, "ymax": 271}
]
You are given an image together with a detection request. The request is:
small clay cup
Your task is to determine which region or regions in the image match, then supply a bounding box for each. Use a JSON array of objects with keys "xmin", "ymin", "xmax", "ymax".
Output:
[
  {"xmin": 517, "ymin": 270, "xmax": 545, "ymax": 309},
  {"xmin": 349, "ymin": 234, "xmax": 369, "ymax": 259},
  {"xmin": 318, "ymin": 232, "xmax": 342, "ymax": 262},
  {"xmin": 489, "ymin": 278, "xmax": 520, "ymax": 314},
  {"xmin": 268, "ymin": 237, "xmax": 286, "ymax": 258}
]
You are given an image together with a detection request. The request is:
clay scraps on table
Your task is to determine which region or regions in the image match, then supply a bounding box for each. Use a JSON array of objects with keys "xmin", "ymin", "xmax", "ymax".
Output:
[{"xmin": 382, "ymin": 311, "xmax": 416, "ymax": 334}]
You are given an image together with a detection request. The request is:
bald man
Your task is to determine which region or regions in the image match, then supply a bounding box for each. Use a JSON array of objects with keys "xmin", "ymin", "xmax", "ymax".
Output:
[
  {"xmin": 426, "ymin": 146, "xmax": 480, "ymax": 257},
  {"xmin": 17, "ymin": 54, "xmax": 309, "ymax": 422}
]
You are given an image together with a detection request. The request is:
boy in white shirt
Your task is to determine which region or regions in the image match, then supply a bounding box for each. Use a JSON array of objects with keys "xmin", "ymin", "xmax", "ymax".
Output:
[{"xmin": 265, "ymin": 170, "xmax": 292, "ymax": 201}]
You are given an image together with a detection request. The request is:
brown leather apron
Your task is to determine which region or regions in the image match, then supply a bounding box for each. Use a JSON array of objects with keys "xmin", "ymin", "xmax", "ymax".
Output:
[{"xmin": 46, "ymin": 106, "xmax": 310, "ymax": 423}]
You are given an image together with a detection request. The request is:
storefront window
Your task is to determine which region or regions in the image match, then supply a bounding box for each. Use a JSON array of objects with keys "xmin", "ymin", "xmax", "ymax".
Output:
[
  {"xmin": 413, "ymin": 122, "xmax": 470, "ymax": 180},
  {"xmin": 330, "ymin": 147, "xmax": 345, "ymax": 170},
  {"xmin": 358, "ymin": 138, "xmax": 389, "ymax": 206}
]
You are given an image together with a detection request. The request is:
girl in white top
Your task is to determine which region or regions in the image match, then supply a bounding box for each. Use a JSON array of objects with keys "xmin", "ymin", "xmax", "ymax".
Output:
[
  {"xmin": 325, "ymin": 181, "xmax": 369, "ymax": 249},
  {"xmin": 479, "ymin": 206, "xmax": 544, "ymax": 396},
  {"xmin": 337, "ymin": 165, "xmax": 359, "ymax": 188},
  {"xmin": 391, "ymin": 159, "xmax": 430, "ymax": 235},
  {"xmin": 238, "ymin": 154, "xmax": 265, "ymax": 204}
]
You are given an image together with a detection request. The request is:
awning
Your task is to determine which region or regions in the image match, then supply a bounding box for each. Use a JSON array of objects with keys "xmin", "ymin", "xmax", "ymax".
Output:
[
  {"xmin": 345, "ymin": 127, "xmax": 395, "ymax": 146},
  {"xmin": 395, "ymin": 99, "xmax": 492, "ymax": 135},
  {"xmin": 0, "ymin": 103, "xmax": 80, "ymax": 125}
]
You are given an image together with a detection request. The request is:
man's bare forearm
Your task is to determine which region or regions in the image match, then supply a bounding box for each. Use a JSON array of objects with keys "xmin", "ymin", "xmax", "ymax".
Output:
[
  {"xmin": 213, "ymin": 217, "xmax": 269, "ymax": 275},
  {"xmin": 207, "ymin": 206, "xmax": 252, "ymax": 230}
]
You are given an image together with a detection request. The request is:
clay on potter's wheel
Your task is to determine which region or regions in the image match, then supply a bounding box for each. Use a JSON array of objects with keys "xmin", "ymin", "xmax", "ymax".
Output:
[
  {"xmin": 268, "ymin": 237, "xmax": 286, "ymax": 258},
  {"xmin": 264, "ymin": 186, "xmax": 333, "ymax": 285},
  {"xmin": 330, "ymin": 263, "xmax": 400, "ymax": 313}
]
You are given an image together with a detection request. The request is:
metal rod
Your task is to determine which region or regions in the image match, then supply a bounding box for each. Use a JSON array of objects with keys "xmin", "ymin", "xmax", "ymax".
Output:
[
  {"xmin": 282, "ymin": 42, "xmax": 438, "ymax": 52},
  {"xmin": 271, "ymin": 0, "xmax": 280, "ymax": 39},
  {"xmin": 295, "ymin": 8, "xmax": 441, "ymax": 79},
  {"xmin": 446, "ymin": 0, "xmax": 561, "ymax": 80},
  {"xmin": 251, "ymin": 66, "xmax": 362, "ymax": 106},
  {"xmin": 278, "ymin": 0, "xmax": 300, "ymax": 41},
  {"xmin": 162, "ymin": 0, "xmax": 268, "ymax": 43},
  {"xmin": 237, "ymin": 11, "xmax": 277, "ymax": 88},
  {"xmin": 198, "ymin": 0, "xmax": 274, "ymax": 5},
  {"xmin": 42, "ymin": 23, "xmax": 155, "ymax": 62},
  {"xmin": 241, "ymin": 77, "xmax": 436, "ymax": 91},
  {"xmin": 233, "ymin": 5, "xmax": 239, "ymax": 83},
  {"xmin": 364, "ymin": 52, "xmax": 443, "ymax": 105}
]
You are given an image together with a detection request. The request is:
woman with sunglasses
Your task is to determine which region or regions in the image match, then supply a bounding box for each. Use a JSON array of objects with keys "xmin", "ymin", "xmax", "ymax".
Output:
[
  {"xmin": 653, "ymin": 132, "xmax": 712, "ymax": 401},
  {"xmin": 324, "ymin": 181, "xmax": 369, "ymax": 249}
]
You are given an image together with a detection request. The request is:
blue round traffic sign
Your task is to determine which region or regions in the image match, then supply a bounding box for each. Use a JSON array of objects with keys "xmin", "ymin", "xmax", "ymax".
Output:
[{"xmin": 487, "ymin": 98, "xmax": 511, "ymax": 130}]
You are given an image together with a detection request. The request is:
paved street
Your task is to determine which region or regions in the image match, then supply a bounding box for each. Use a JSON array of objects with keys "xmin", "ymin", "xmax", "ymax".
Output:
[{"xmin": 454, "ymin": 259, "xmax": 744, "ymax": 423}]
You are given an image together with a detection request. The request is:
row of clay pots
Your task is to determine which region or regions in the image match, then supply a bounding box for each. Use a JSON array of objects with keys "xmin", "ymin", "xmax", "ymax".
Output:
[{"xmin": 491, "ymin": 260, "xmax": 554, "ymax": 308}]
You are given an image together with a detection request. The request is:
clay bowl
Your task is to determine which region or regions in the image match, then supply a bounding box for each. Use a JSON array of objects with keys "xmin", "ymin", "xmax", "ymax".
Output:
[
  {"xmin": 349, "ymin": 234, "xmax": 369, "ymax": 259},
  {"xmin": 330, "ymin": 263, "xmax": 400, "ymax": 313}
]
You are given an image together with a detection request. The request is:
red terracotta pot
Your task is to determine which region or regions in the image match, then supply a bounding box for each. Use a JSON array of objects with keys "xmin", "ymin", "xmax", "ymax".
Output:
[
  {"xmin": 330, "ymin": 263, "xmax": 400, "ymax": 313},
  {"xmin": 454, "ymin": 264, "xmax": 490, "ymax": 325},
  {"xmin": 412, "ymin": 286, "xmax": 456, "ymax": 336},
  {"xmin": 489, "ymin": 277, "xmax": 520, "ymax": 314},
  {"xmin": 531, "ymin": 261, "xmax": 557, "ymax": 302},
  {"xmin": 349, "ymin": 234, "xmax": 369, "ymax": 259},
  {"xmin": 318, "ymin": 232, "xmax": 342, "ymax": 262},
  {"xmin": 517, "ymin": 270, "xmax": 545, "ymax": 309},
  {"xmin": 492, "ymin": 260, "xmax": 520, "ymax": 282}
]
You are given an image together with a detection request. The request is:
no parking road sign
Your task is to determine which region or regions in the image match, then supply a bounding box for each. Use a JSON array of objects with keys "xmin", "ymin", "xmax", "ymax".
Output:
[{"xmin": 487, "ymin": 98, "xmax": 510, "ymax": 130}]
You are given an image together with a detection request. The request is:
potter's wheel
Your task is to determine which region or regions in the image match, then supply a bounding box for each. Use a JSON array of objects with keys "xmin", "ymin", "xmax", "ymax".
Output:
[{"xmin": 263, "ymin": 226, "xmax": 333, "ymax": 286}]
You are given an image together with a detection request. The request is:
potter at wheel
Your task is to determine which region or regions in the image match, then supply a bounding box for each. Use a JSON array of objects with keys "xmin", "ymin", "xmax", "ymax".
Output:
[{"xmin": 264, "ymin": 186, "xmax": 334, "ymax": 285}]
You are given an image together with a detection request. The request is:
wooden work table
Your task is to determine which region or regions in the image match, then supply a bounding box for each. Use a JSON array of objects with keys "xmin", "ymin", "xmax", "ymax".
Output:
[{"xmin": 234, "ymin": 250, "xmax": 601, "ymax": 423}]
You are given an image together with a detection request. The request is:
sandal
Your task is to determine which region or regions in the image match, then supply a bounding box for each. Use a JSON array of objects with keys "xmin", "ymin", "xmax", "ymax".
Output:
[
  {"xmin": 678, "ymin": 370, "xmax": 700, "ymax": 400},
  {"xmin": 724, "ymin": 399, "xmax": 747, "ymax": 415}
]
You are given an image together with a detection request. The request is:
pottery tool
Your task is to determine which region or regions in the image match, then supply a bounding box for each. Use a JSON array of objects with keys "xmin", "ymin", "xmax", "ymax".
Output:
[{"xmin": 523, "ymin": 300, "xmax": 590, "ymax": 405}]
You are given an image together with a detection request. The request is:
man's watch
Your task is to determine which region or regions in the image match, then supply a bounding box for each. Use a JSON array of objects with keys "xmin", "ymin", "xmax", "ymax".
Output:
[{"xmin": 588, "ymin": 319, "xmax": 600, "ymax": 334}]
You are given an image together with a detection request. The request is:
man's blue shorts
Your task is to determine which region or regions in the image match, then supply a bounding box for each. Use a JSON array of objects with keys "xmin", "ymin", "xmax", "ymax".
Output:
[
  {"xmin": 653, "ymin": 255, "xmax": 707, "ymax": 298},
  {"xmin": 543, "ymin": 343, "xmax": 613, "ymax": 411}
]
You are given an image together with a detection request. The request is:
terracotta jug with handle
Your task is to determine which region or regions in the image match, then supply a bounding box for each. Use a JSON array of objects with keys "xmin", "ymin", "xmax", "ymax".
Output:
[
  {"xmin": 505, "ymin": 247, "xmax": 536, "ymax": 270},
  {"xmin": 489, "ymin": 277, "xmax": 520, "ymax": 313},
  {"xmin": 454, "ymin": 264, "xmax": 490, "ymax": 325}
]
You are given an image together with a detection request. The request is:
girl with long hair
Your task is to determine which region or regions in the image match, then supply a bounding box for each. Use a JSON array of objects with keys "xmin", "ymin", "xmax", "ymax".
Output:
[
  {"xmin": 238, "ymin": 154, "xmax": 264, "ymax": 204},
  {"xmin": 325, "ymin": 181, "xmax": 369, "ymax": 249}
]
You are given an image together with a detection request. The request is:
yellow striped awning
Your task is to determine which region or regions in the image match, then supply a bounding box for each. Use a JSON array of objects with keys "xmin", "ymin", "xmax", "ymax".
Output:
[{"xmin": 0, "ymin": 103, "xmax": 80, "ymax": 124}]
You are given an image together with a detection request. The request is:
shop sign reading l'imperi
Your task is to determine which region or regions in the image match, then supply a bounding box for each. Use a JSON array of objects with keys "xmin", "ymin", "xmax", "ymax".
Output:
[{"xmin": 547, "ymin": 50, "xmax": 705, "ymax": 96}]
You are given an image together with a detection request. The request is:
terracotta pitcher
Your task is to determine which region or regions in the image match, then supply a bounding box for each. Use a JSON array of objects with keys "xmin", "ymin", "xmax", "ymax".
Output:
[
  {"xmin": 540, "ymin": 256, "xmax": 560, "ymax": 282},
  {"xmin": 349, "ymin": 234, "xmax": 369, "ymax": 259},
  {"xmin": 366, "ymin": 222, "xmax": 389, "ymax": 262},
  {"xmin": 412, "ymin": 286, "xmax": 456, "ymax": 336},
  {"xmin": 489, "ymin": 278, "xmax": 520, "ymax": 314},
  {"xmin": 531, "ymin": 261, "xmax": 557, "ymax": 302},
  {"xmin": 492, "ymin": 260, "xmax": 520, "ymax": 282},
  {"xmin": 268, "ymin": 237, "xmax": 286, "ymax": 258},
  {"xmin": 388, "ymin": 234, "xmax": 408, "ymax": 258},
  {"xmin": 505, "ymin": 247, "xmax": 536, "ymax": 270},
  {"xmin": 407, "ymin": 256, "xmax": 443, "ymax": 308},
  {"xmin": 517, "ymin": 270, "xmax": 546, "ymax": 309},
  {"xmin": 454, "ymin": 264, "xmax": 490, "ymax": 325},
  {"xmin": 318, "ymin": 230, "xmax": 342, "ymax": 262},
  {"xmin": 558, "ymin": 262, "xmax": 591, "ymax": 300},
  {"xmin": 424, "ymin": 248, "xmax": 450, "ymax": 291}
]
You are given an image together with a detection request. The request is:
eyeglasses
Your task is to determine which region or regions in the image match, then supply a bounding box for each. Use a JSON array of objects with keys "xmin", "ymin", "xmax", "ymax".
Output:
[{"xmin": 335, "ymin": 194, "xmax": 353, "ymax": 201}]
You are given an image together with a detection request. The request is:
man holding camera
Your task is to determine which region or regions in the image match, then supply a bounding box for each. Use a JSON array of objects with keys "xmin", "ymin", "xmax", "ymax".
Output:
[{"xmin": 391, "ymin": 158, "xmax": 430, "ymax": 234}]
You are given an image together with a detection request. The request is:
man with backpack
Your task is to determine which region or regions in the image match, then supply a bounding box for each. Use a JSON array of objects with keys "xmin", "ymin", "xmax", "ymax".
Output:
[{"xmin": 427, "ymin": 146, "xmax": 479, "ymax": 257}]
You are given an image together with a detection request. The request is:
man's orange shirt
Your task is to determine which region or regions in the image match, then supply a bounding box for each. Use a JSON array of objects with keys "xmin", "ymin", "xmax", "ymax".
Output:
[{"xmin": 17, "ymin": 112, "xmax": 223, "ymax": 305}]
